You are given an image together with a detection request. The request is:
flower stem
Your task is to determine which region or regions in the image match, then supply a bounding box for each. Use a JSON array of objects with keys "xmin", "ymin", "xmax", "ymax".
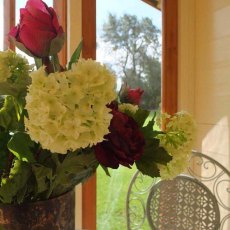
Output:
[
  {"xmin": 51, "ymin": 54, "xmax": 61, "ymax": 72},
  {"xmin": 34, "ymin": 58, "xmax": 42, "ymax": 70},
  {"xmin": 41, "ymin": 57, "xmax": 54, "ymax": 74}
]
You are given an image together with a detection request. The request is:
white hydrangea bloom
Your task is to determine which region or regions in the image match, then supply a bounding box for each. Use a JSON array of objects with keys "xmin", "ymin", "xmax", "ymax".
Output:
[
  {"xmin": 118, "ymin": 103, "xmax": 138, "ymax": 114},
  {"xmin": 25, "ymin": 59, "xmax": 116, "ymax": 154},
  {"xmin": 157, "ymin": 112, "xmax": 196, "ymax": 180}
]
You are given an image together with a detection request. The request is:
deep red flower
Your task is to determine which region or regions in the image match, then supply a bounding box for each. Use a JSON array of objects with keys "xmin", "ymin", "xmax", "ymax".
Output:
[
  {"xmin": 9, "ymin": 0, "xmax": 64, "ymax": 58},
  {"xmin": 94, "ymin": 106, "xmax": 145, "ymax": 169}
]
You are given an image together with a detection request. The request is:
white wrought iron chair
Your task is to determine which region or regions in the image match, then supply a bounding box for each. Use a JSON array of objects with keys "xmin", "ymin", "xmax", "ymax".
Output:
[{"xmin": 126, "ymin": 151, "xmax": 230, "ymax": 230}]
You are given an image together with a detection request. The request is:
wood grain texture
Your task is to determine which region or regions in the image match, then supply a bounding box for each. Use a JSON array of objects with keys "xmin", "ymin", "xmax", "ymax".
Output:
[
  {"xmin": 82, "ymin": 0, "xmax": 96, "ymax": 59},
  {"xmin": 4, "ymin": 0, "xmax": 15, "ymax": 50},
  {"xmin": 82, "ymin": 0, "xmax": 97, "ymax": 230},
  {"xmin": 53, "ymin": 0, "xmax": 68, "ymax": 67},
  {"xmin": 162, "ymin": 0, "xmax": 178, "ymax": 114}
]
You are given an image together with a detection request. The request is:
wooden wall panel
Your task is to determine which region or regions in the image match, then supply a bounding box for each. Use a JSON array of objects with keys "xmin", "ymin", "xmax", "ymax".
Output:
[{"xmin": 193, "ymin": 0, "xmax": 230, "ymax": 167}]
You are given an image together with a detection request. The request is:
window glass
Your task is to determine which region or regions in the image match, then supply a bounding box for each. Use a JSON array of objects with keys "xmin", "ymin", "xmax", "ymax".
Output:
[{"xmin": 96, "ymin": 0, "xmax": 162, "ymax": 229}]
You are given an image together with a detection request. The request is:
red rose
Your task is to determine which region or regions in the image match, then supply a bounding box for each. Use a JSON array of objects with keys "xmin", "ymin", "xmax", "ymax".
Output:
[
  {"xmin": 94, "ymin": 106, "xmax": 145, "ymax": 169},
  {"xmin": 9, "ymin": 0, "xmax": 64, "ymax": 58},
  {"xmin": 119, "ymin": 84, "xmax": 144, "ymax": 105}
]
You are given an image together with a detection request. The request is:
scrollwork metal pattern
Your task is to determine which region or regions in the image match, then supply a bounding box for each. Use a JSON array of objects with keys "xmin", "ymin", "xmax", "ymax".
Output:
[
  {"xmin": 188, "ymin": 151, "xmax": 230, "ymax": 229},
  {"xmin": 126, "ymin": 171, "xmax": 160, "ymax": 229},
  {"xmin": 126, "ymin": 151, "xmax": 230, "ymax": 230}
]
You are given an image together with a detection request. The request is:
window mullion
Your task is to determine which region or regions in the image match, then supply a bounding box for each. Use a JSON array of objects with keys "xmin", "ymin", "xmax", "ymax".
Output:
[{"xmin": 4, "ymin": 0, "xmax": 15, "ymax": 50}]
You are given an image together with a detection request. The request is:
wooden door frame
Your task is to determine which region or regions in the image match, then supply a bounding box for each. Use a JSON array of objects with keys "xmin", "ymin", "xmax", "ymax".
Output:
[{"xmin": 81, "ymin": 0, "xmax": 178, "ymax": 229}]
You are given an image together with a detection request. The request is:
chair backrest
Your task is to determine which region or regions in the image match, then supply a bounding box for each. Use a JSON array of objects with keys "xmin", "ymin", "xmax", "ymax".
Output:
[{"xmin": 126, "ymin": 151, "xmax": 230, "ymax": 230}]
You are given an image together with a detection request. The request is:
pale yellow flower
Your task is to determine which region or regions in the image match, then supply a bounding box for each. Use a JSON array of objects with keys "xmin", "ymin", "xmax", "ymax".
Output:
[{"xmin": 25, "ymin": 59, "xmax": 116, "ymax": 154}]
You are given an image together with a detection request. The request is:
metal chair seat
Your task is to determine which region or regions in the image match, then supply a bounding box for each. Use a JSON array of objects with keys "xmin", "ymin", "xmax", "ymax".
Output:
[{"xmin": 146, "ymin": 175, "xmax": 220, "ymax": 230}]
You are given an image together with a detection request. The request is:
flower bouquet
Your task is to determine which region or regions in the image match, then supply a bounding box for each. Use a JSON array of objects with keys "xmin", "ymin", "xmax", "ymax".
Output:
[{"xmin": 0, "ymin": 0, "xmax": 195, "ymax": 228}]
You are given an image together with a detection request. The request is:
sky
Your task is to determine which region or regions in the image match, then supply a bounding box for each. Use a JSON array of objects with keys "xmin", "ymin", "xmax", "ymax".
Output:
[{"xmin": 96, "ymin": 0, "xmax": 161, "ymax": 32}]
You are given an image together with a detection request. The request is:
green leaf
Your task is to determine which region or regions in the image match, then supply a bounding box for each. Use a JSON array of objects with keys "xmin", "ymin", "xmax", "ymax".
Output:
[
  {"xmin": 7, "ymin": 132, "xmax": 35, "ymax": 163},
  {"xmin": 0, "ymin": 160, "xmax": 31, "ymax": 204},
  {"xmin": 135, "ymin": 160, "xmax": 160, "ymax": 178},
  {"xmin": 135, "ymin": 138, "xmax": 172, "ymax": 178},
  {"xmin": 132, "ymin": 108, "xmax": 151, "ymax": 127},
  {"xmin": 51, "ymin": 150, "xmax": 99, "ymax": 197},
  {"xmin": 51, "ymin": 54, "xmax": 61, "ymax": 72},
  {"xmin": 34, "ymin": 58, "xmax": 42, "ymax": 69},
  {"xmin": 32, "ymin": 164, "xmax": 53, "ymax": 195},
  {"xmin": 100, "ymin": 165, "xmax": 111, "ymax": 177},
  {"xmin": 0, "ymin": 131, "xmax": 11, "ymax": 170},
  {"xmin": 8, "ymin": 36, "xmax": 34, "ymax": 57},
  {"xmin": 68, "ymin": 40, "xmax": 83, "ymax": 70},
  {"xmin": 141, "ymin": 112, "xmax": 163, "ymax": 139},
  {"xmin": 0, "ymin": 96, "xmax": 18, "ymax": 130}
]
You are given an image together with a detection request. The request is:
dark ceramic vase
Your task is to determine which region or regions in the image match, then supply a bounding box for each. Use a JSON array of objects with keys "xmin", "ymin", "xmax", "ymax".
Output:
[{"xmin": 0, "ymin": 189, "xmax": 75, "ymax": 230}]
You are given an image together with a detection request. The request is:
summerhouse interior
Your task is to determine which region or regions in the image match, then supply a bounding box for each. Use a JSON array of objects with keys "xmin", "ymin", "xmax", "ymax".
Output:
[{"xmin": 2, "ymin": 0, "xmax": 230, "ymax": 229}]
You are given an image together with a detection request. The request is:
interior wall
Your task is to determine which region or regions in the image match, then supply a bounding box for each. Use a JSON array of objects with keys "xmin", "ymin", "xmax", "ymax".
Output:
[{"xmin": 178, "ymin": 0, "xmax": 230, "ymax": 169}]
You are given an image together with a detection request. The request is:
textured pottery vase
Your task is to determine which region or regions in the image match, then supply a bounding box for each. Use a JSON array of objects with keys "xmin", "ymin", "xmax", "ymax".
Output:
[{"xmin": 0, "ymin": 189, "xmax": 75, "ymax": 230}]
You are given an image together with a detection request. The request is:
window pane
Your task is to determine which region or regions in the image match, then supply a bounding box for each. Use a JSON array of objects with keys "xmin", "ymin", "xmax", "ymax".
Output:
[{"xmin": 96, "ymin": 0, "xmax": 162, "ymax": 229}]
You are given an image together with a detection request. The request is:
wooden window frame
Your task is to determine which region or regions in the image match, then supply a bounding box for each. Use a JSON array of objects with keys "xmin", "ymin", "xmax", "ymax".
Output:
[
  {"xmin": 53, "ymin": 0, "xmax": 67, "ymax": 67},
  {"xmin": 4, "ymin": 0, "xmax": 15, "ymax": 50}
]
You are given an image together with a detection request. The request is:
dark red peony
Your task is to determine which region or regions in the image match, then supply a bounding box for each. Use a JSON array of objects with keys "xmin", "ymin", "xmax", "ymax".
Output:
[
  {"xmin": 94, "ymin": 104, "xmax": 145, "ymax": 169},
  {"xmin": 119, "ymin": 84, "xmax": 144, "ymax": 105},
  {"xmin": 9, "ymin": 0, "xmax": 64, "ymax": 58}
]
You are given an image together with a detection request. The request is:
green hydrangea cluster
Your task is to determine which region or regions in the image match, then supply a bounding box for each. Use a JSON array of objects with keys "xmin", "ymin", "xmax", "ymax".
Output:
[
  {"xmin": 118, "ymin": 103, "xmax": 138, "ymax": 114},
  {"xmin": 157, "ymin": 112, "xmax": 196, "ymax": 179},
  {"xmin": 0, "ymin": 50, "xmax": 31, "ymax": 84},
  {"xmin": 25, "ymin": 59, "xmax": 116, "ymax": 154}
]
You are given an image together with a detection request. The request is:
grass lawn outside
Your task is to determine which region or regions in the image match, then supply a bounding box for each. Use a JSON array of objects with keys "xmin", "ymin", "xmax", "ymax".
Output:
[
  {"xmin": 97, "ymin": 165, "xmax": 136, "ymax": 230},
  {"xmin": 97, "ymin": 164, "xmax": 155, "ymax": 230}
]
